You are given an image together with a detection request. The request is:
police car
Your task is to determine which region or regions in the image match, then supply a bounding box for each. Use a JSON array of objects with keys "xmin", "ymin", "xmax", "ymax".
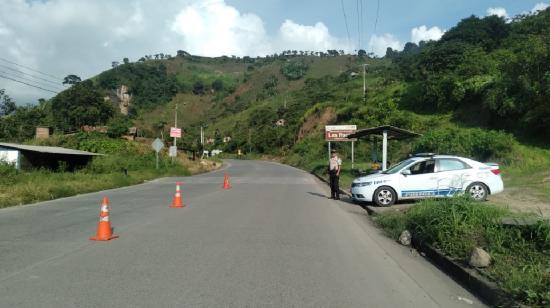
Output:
[{"xmin": 351, "ymin": 154, "xmax": 504, "ymax": 206}]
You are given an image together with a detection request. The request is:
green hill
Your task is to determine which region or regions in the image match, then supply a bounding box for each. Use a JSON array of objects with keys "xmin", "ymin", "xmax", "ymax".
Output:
[{"xmin": 1, "ymin": 8, "xmax": 549, "ymax": 203}]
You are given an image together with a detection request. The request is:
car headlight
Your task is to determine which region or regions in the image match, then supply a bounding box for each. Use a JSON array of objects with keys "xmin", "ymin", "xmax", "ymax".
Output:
[{"xmin": 353, "ymin": 181, "xmax": 372, "ymax": 187}]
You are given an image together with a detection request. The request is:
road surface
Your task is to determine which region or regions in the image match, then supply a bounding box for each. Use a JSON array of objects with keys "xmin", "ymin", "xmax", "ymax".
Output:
[{"xmin": 0, "ymin": 160, "xmax": 483, "ymax": 307}]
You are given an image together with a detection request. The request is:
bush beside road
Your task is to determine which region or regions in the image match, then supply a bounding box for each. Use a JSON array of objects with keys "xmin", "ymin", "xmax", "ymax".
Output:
[
  {"xmin": 0, "ymin": 133, "xmax": 220, "ymax": 208},
  {"xmin": 373, "ymin": 197, "xmax": 550, "ymax": 306}
]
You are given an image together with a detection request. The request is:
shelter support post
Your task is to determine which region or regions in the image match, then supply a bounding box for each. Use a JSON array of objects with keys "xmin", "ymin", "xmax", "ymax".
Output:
[
  {"xmin": 382, "ymin": 130, "xmax": 388, "ymax": 171},
  {"xmin": 351, "ymin": 141, "xmax": 355, "ymax": 170}
]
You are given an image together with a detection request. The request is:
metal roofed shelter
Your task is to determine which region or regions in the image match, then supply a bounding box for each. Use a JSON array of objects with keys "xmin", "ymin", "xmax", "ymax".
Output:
[
  {"xmin": 0, "ymin": 143, "xmax": 102, "ymax": 171},
  {"xmin": 347, "ymin": 125, "xmax": 421, "ymax": 171}
]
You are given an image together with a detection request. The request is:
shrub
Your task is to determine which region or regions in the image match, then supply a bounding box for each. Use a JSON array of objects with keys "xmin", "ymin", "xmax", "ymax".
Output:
[
  {"xmin": 73, "ymin": 133, "xmax": 136, "ymax": 154},
  {"xmin": 107, "ymin": 116, "xmax": 132, "ymax": 138},
  {"xmin": 405, "ymin": 196, "xmax": 508, "ymax": 258},
  {"xmin": 375, "ymin": 197, "xmax": 550, "ymax": 305},
  {"xmin": 281, "ymin": 60, "xmax": 308, "ymax": 80},
  {"xmin": 212, "ymin": 79, "xmax": 224, "ymax": 91},
  {"xmin": 413, "ymin": 127, "xmax": 516, "ymax": 161},
  {"xmin": 0, "ymin": 160, "xmax": 17, "ymax": 185}
]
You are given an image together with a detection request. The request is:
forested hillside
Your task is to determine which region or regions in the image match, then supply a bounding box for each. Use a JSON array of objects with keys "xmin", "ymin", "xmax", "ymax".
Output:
[{"xmin": 1, "ymin": 8, "xmax": 549, "ymax": 166}]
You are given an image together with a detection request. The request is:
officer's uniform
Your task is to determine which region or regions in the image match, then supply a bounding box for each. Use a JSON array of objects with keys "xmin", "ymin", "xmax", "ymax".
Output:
[{"xmin": 328, "ymin": 153, "xmax": 342, "ymax": 199}]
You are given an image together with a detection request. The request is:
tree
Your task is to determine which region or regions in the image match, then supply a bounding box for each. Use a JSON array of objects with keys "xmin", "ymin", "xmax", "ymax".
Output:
[
  {"xmin": 62, "ymin": 74, "xmax": 82, "ymax": 85},
  {"xmin": 155, "ymin": 120, "xmax": 167, "ymax": 139},
  {"xmin": 192, "ymin": 80, "xmax": 206, "ymax": 95},
  {"xmin": 51, "ymin": 80, "xmax": 113, "ymax": 130},
  {"xmin": 0, "ymin": 89, "xmax": 16, "ymax": 116},
  {"xmin": 123, "ymin": 57, "xmax": 130, "ymax": 65},
  {"xmin": 177, "ymin": 50, "xmax": 190, "ymax": 57},
  {"xmin": 403, "ymin": 42, "xmax": 420, "ymax": 54},
  {"xmin": 357, "ymin": 49, "xmax": 367, "ymax": 57},
  {"xmin": 281, "ymin": 60, "xmax": 309, "ymax": 80},
  {"xmin": 441, "ymin": 15, "xmax": 510, "ymax": 51},
  {"xmin": 107, "ymin": 115, "xmax": 132, "ymax": 138},
  {"xmin": 212, "ymin": 79, "xmax": 224, "ymax": 91},
  {"xmin": 385, "ymin": 47, "xmax": 397, "ymax": 58}
]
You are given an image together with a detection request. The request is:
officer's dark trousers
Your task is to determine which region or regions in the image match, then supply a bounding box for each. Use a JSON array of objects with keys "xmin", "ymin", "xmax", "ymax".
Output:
[{"xmin": 329, "ymin": 171, "xmax": 339, "ymax": 199}]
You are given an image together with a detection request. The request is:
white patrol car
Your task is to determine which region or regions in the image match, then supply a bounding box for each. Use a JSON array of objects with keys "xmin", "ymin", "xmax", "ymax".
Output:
[{"xmin": 351, "ymin": 154, "xmax": 504, "ymax": 206}]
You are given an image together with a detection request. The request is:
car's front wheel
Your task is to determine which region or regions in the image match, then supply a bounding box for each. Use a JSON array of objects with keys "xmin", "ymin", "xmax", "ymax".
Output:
[
  {"xmin": 373, "ymin": 186, "xmax": 397, "ymax": 207},
  {"xmin": 466, "ymin": 182, "xmax": 488, "ymax": 201}
]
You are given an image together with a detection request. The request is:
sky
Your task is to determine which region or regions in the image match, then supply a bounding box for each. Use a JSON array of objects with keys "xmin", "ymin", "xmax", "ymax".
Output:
[{"xmin": 0, "ymin": 0, "xmax": 548, "ymax": 104}]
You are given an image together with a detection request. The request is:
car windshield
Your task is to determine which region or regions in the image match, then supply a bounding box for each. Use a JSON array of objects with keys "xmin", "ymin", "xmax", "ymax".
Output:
[{"xmin": 382, "ymin": 158, "xmax": 416, "ymax": 174}]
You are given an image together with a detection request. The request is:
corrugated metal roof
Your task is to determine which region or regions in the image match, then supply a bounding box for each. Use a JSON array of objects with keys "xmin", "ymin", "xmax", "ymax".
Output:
[
  {"xmin": 0, "ymin": 143, "xmax": 103, "ymax": 156},
  {"xmin": 347, "ymin": 125, "xmax": 421, "ymax": 140}
]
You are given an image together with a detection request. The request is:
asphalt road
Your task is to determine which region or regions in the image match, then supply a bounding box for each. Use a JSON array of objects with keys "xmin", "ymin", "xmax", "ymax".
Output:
[{"xmin": 0, "ymin": 160, "xmax": 484, "ymax": 307}]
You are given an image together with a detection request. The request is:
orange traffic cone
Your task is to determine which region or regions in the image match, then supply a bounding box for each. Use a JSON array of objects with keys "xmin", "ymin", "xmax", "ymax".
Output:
[
  {"xmin": 170, "ymin": 182, "xmax": 185, "ymax": 208},
  {"xmin": 90, "ymin": 196, "xmax": 119, "ymax": 241},
  {"xmin": 223, "ymin": 173, "xmax": 232, "ymax": 190}
]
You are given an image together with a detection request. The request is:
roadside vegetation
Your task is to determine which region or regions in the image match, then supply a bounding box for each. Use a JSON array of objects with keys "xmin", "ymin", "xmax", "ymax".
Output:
[
  {"xmin": 0, "ymin": 133, "xmax": 218, "ymax": 208},
  {"xmin": 374, "ymin": 197, "xmax": 550, "ymax": 306},
  {"xmin": 0, "ymin": 6, "xmax": 548, "ymax": 304}
]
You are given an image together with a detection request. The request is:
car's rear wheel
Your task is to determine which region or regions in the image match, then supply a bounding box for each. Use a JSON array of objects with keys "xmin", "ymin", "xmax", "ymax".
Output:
[
  {"xmin": 373, "ymin": 186, "xmax": 397, "ymax": 207},
  {"xmin": 466, "ymin": 182, "xmax": 488, "ymax": 201}
]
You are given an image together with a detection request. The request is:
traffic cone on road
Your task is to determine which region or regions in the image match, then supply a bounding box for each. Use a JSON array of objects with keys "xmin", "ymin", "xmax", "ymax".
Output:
[
  {"xmin": 89, "ymin": 196, "xmax": 119, "ymax": 241},
  {"xmin": 170, "ymin": 182, "xmax": 185, "ymax": 208},
  {"xmin": 223, "ymin": 173, "xmax": 232, "ymax": 190}
]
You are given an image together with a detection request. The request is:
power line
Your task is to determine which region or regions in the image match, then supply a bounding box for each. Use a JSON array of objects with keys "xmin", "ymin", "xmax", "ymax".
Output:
[
  {"xmin": 0, "ymin": 63, "xmax": 62, "ymax": 87},
  {"xmin": 0, "ymin": 56, "xmax": 63, "ymax": 80},
  {"xmin": 361, "ymin": 0, "xmax": 365, "ymax": 47},
  {"xmin": 374, "ymin": 0, "xmax": 380, "ymax": 32},
  {"xmin": 0, "ymin": 70, "xmax": 64, "ymax": 92},
  {"xmin": 340, "ymin": 0, "xmax": 352, "ymax": 46},
  {"xmin": 0, "ymin": 74, "xmax": 59, "ymax": 94},
  {"xmin": 356, "ymin": 0, "xmax": 361, "ymax": 48}
]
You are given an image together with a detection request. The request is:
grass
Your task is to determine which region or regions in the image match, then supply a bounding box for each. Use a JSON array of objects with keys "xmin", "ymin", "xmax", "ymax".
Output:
[
  {"xmin": 501, "ymin": 144, "xmax": 550, "ymax": 203},
  {"xmin": 0, "ymin": 133, "xmax": 220, "ymax": 208},
  {"xmin": 373, "ymin": 197, "xmax": 550, "ymax": 306},
  {"xmin": 0, "ymin": 158, "xmax": 193, "ymax": 208}
]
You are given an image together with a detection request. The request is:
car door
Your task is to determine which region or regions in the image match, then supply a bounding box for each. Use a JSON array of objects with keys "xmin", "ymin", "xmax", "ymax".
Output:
[
  {"xmin": 434, "ymin": 158, "xmax": 472, "ymax": 197},
  {"xmin": 399, "ymin": 159, "xmax": 438, "ymax": 199}
]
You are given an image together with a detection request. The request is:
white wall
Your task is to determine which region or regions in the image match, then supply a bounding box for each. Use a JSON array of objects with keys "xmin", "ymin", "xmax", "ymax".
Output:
[{"xmin": 0, "ymin": 149, "xmax": 20, "ymax": 169}]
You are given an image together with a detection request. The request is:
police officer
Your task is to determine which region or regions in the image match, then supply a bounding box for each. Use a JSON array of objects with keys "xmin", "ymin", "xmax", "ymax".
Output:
[{"xmin": 328, "ymin": 149, "xmax": 342, "ymax": 200}]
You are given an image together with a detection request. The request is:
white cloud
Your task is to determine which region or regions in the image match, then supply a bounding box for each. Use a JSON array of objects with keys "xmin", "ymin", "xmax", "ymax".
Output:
[
  {"xmin": 0, "ymin": 0, "xmax": 352, "ymax": 104},
  {"xmin": 171, "ymin": 0, "xmax": 271, "ymax": 57},
  {"xmin": 276, "ymin": 20, "xmax": 351, "ymax": 52},
  {"xmin": 411, "ymin": 25, "xmax": 444, "ymax": 44},
  {"xmin": 532, "ymin": 2, "xmax": 549, "ymax": 13},
  {"xmin": 486, "ymin": 7, "xmax": 509, "ymax": 19},
  {"xmin": 368, "ymin": 33, "xmax": 403, "ymax": 57}
]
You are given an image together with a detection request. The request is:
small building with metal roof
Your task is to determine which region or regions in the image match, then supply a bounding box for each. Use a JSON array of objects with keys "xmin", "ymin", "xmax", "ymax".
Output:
[{"xmin": 0, "ymin": 143, "xmax": 102, "ymax": 171}]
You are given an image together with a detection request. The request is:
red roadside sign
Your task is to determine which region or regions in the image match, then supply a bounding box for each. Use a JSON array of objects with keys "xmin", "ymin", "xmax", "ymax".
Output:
[
  {"xmin": 325, "ymin": 125, "xmax": 357, "ymax": 141},
  {"xmin": 170, "ymin": 127, "xmax": 182, "ymax": 138}
]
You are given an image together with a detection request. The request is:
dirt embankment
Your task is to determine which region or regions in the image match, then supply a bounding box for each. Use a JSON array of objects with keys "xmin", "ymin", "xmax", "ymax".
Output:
[
  {"xmin": 297, "ymin": 107, "xmax": 336, "ymax": 141},
  {"xmin": 489, "ymin": 188, "xmax": 550, "ymax": 218}
]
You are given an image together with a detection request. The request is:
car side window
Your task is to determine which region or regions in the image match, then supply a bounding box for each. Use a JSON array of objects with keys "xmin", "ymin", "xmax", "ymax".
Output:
[
  {"xmin": 437, "ymin": 159, "xmax": 469, "ymax": 172},
  {"xmin": 408, "ymin": 159, "xmax": 435, "ymax": 175}
]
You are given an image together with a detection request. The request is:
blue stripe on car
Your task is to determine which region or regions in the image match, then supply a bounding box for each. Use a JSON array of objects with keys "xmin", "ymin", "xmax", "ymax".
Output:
[{"xmin": 401, "ymin": 189, "xmax": 463, "ymax": 197}]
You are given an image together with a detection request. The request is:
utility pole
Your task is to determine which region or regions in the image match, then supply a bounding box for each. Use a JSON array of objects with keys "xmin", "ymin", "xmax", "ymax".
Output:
[
  {"xmin": 248, "ymin": 128, "xmax": 252, "ymax": 154},
  {"xmin": 200, "ymin": 125, "xmax": 204, "ymax": 147},
  {"xmin": 362, "ymin": 63, "xmax": 367, "ymax": 101},
  {"xmin": 173, "ymin": 104, "xmax": 178, "ymax": 162}
]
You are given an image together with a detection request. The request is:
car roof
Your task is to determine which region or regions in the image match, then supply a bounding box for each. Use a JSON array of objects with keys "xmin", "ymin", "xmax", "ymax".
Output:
[{"xmin": 412, "ymin": 155, "xmax": 467, "ymax": 159}]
